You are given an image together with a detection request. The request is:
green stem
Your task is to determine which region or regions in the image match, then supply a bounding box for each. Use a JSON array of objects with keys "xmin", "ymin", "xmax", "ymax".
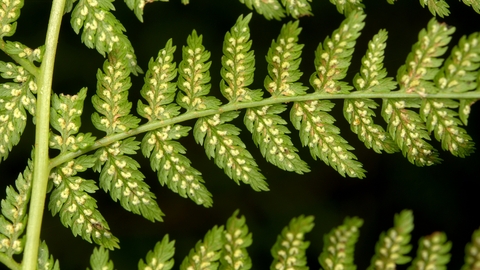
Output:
[
  {"xmin": 0, "ymin": 39, "xmax": 40, "ymax": 77},
  {"xmin": 22, "ymin": 0, "xmax": 65, "ymax": 269},
  {"xmin": 49, "ymin": 90, "xmax": 480, "ymax": 169},
  {"xmin": 0, "ymin": 253, "xmax": 20, "ymax": 270}
]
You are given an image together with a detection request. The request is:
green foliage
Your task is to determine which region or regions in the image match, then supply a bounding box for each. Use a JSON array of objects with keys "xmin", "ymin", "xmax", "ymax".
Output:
[
  {"xmin": 270, "ymin": 215, "xmax": 314, "ymax": 270},
  {"xmin": 462, "ymin": 226, "xmax": 480, "ymax": 269},
  {"xmin": 319, "ymin": 216, "xmax": 363, "ymax": 270},
  {"xmin": 367, "ymin": 210, "xmax": 414, "ymax": 269},
  {"xmin": 0, "ymin": 0, "xmax": 480, "ymax": 269},
  {"xmin": 88, "ymin": 246, "xmax": 114, "ymax": 270},
  {"xmin": 408, "ymin": 232, "xmax": 451, "ymax": 270}
]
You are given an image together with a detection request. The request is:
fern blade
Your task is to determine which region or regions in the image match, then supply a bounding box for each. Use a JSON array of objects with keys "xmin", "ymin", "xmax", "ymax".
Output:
[
  {"xmin": 195, "ymin": 113, "xmax": 268, "ymax": 192},
  {"xmin": 367, "ymin": 210, "xmax": 414, "ymax": 270},
  {"xmin": 461, "ymin": 226, "xmax": 480, "ymax": 270},
  {"xmin": 88, "ymin": 246, "xmax": 114, "ymax": 270},
  {"xmin": 281, "ymin": 0, "xmax": 312, "ymax": 19},
  {"xmin": 238, "ymin": 0, "xmax": 285, "ymax": 20},
  {"xmin": 319, "ymin": 216, "xmax": 363, "ymax": 270},
  {"xmin": 138, "ymin": 235, "xmax": 175, "ymax": 270},
  {"xmin": 220, "ymin": 210, "xmax": 252, "ymax": 270},
  {"xmin": 407, "ymin": 232, "xmax": 451, "ymax": 270},
  {"xmin": 270, "ymin": 215, "xmax": 314, "ymax": 270},
  {"xmin": 245, "ymin": 105, "xmax": 310, "ymax": 174},
  {"xmin": 180, "ymin": 225, "xmax": 224, "ymax": 270}
]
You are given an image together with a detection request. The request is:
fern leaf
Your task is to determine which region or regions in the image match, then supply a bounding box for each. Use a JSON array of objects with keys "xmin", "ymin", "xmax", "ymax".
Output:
[
  {"xmin": 70, "ymin": 0, "xmax": 142, "ymax": 74},
  {"xmin": 407, "ymin": 232, "xmax": 451, "ymax": 270},
  {"xmin": 367, "ymin": 210, "xmax": 414, "ymax": 270},
  {"xmin": 138, "ymin": 39, "xmax": 212, "ymax": 206},
  {"xmin": 92, "ymin": 52, "xmax": 140, "ymax": 134},
  {"xmin": 195, "ymin": 112, "xmax": 268, "ymax": 191},
  {"xmin": 419, "ymin": 0, "xmax": 450, "ymax": 18},
  {"xmin": 0, "ymin": 158, "xmax": 33, "ymax": 256},
  {"xmin": 4, "ymin": 41, "xmax": 44, "ymax": 63},
  {"xmin": 124, "ymin": 0, "xmax": 165, "ymax": 22},
  {"xmin": 462, "ymin": 0, "xmax": 480, "ymax": 14},
  {"xmin": 265, "ymin": 20, "xmax": 307, "ymax": 97},
  {"xmin": 383, "ymin": 18, "xmax": 455, "ymax": 166},
  {"xmin": 90, "ymin": 52, "xmax": 163, "ymax": 221},
  {"xmin": 246, "ymin": 104, "xmax": 310, "ymax": 174},
  {"xmin": 459, "ymin": 98, "xmax": 478, "ymax": 125},
  {"xmin": 94, "ymin": 138, "xmax": 165, "ymax": 222},
  {"xmin": 48, "ymin": 155, "xmax": 120, "ymax": 249},
  {"xmin": 281, "ymin": 0, "xmax": 312, "ymax": 19},
  {"xmin": 180, "ymin": 225, "xmax": 224, "ymax": 270},
  {"xmin": 344, "ymin": 29, "xmax": 398, "ymax": 154},
  {"xmin": 0, "ymin": 0, "xmax": 22, "ymax": 38},
  {"xmin": 270, "ymin": 215, "xmax": 314, "ymax": 270},
  {"xmin": 396, "ymin": 18, "xmax": 455, "ymax": 95},
  {"xmin": 220, "ymin": 13, "xmax": 263, "ymax": 103},
  {"xmin": 238, "ymin": 0, "xmax": 285, "ymax": 20},
  {"xmin": 138, "ymin": 235, "xmax": 175, "ymax": 270},
  {"xmin": 88, "ymin": 246, "xmax": 114, "ymax": 270},
  {"xmin": 0, "ymin": 62, "xmax": 36, "ymax": 162},
  {"xmin": 319, "ymin": 216, "xmax": 363, "ymax": 270},
  {"xmin": 329, "ymin": 0, "xmax": 364, "ymax": 16},
  {"xmin": 50, "ymin": 88, "xmax": 96, "ymax": 153},
  {"xmin": 177, "ymin": 30, "xmax": 221, "ymax": 111},
  {"xmin": 220, "ymin": 210, "xmax": 252, "ymax": 270},
  {"xmin": 461, "ymin": 226, "xmax": 480, "ymax": 270},
  {"xmin": 292, "ymin": 11, "xmax": 366, "ymax": 178},
  {"xmin": 420, "ymin": 32, "xmax": 480, "ymax": 157},
  {"xmin": 37, "ymin": 241, "xmax": 60, "ymax": 270},
  {"xmin": 244, "ymin": 19, "xmax": 309, "ymax": 174}
]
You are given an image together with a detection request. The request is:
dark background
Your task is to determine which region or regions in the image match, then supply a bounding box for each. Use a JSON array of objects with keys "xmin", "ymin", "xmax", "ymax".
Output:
[{"xmin": 1, "ymin": 0, "xmax": 480, "ymax": 269}]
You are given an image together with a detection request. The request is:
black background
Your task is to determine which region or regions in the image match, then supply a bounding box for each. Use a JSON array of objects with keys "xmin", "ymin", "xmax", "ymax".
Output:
[{"xmin": 1, "ymin": 0, "xmax": 480, "ymax": 269}]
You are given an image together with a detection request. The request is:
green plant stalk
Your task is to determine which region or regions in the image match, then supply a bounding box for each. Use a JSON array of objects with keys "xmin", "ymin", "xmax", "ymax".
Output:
[
  {"xmin": 22, "ymin": 0, "xmax": 66, "ymax": 269},
  {"xmin": 49, "ymin": 91, "xmax": 480, "ymax": 169}
]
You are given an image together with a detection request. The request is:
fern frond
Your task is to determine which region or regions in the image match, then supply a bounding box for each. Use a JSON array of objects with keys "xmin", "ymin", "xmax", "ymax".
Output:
[
  {"xmin": 292, "ymin": 11, "xmax": 366, "ymax": 178},
  {"xmin": 3, "ymin": 42, "xmax": 44, "ymax": 64},
  {"xmin": 138, "ymin": 235, "xmax": 175, "ymax": 270},
  {"xmin": 177, "ymin": 30, "xmax": 221, "ymax": 111},
  {"xmin": 319, "ymin": 216, "xmax": 363, "ymax": 270},
  {"xmin": 367, "ymin": 210, "xmax": 414, "ymax": 270},
  {"xmin": 419, "ymin": 0, "xmax": 450, "ymax": 18},
  {"xmin": 0, "ymin": 158, "xmax": 33, "ymax": 257},
  {"xmin": 329, "ymin": 0, "xmax": 364, "ymax": 16},
  {"xmin": 37, "ymin": 241, "xmax": 60, "ymax": 270},
  {"xmin": 265, "ymin": 20, "xmax": 307, "ymax": 97},
  {"xmin": 270, "ymin": 215, "xmax": 314, "ymax": 270},
  {"xmin": 246, "ymin": 104, "xmax": 310, "ymax": 173},
  {"xmin": 397, "ymin": 18, "xmax": 455, "ymax": 95},
  {"xmin": 70, "ymin": 0, "xmax": 142, "ymax": 74},
  {"xmin": 238, "ymin": 0, "xmax": 285, "ymax": 20},
  {"xmin": 462, "ymin": 0, "xmax": 480, "ymax": 14},
  {"xmin": 244, "ymin": 19, "xmax": 309, "ymax": 174},
  {"xmin": 94, "ymin": 138, "xmax": 164, "ymax": 222},
  {"xmin": 220, "ymin": 210, "xmax": 252, "ymax": 270},
  {"xmin": 383, "ymin": 18, "xmax": 455, "ymax": 166},
  {"xmin": 50, "ymin": 88, "xmax": 96, "ymax": 153},
  {"xmin": 420, "ymin": 32, "xmax": 480, "ymax": 157},
  {"xmin": 344, "ymin": 29, "xmax": 398, "ymax": 154},
  {"xmin": 138, "ymin": 39, "xmax": 212, "ymax": 206},
  {"xmin": 88, "ymin": 246, "xmax": 114, "ymax": 270},
  {"xmin": 0, "ymin": 61, "xmax": 36, "ymax": 162},
  {"xmin": 124, "ymin": 0, "xmax": 165, "ymax": 22},
  {"xmin": 180, "ymin": 225, "xmax": 224, "ymax": 270},
  {"xmin": 195, "ymin": 112, "xmax": 268, "ymax": 191},
  {"xmin": 48, "ymin": 155, "xmax": 120, "ymax": 249},
  {"xmin": 281, "ymin": 0, "xmax": 312, "ymax": 19},
  {"xmin": 407, "ymin": 232, "xmax": 451, "ymax": 270},
  {"xmin": 0, "ymin": 0, "xmax": 22, "ymax": 38},
  {"xmin": 220, "ymin": 13, "xmax": 263, "ymax": 103},
  {"xmin": 461, "ymin": 226, "xmax": 480, "ymax": 270},
  {"xmin": 92, "ymin": 53, "xmax": 140, "ymax": 134}
]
